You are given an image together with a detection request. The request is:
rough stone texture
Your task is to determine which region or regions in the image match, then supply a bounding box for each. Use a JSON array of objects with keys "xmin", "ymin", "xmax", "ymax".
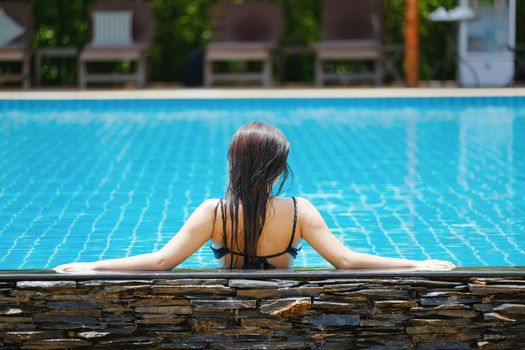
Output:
[
  {"xmin": 0, "ymin": 275, "xmax": 524, "ymax": 349},
  {"xmin": 260, "ymin": 297, "xmax": 311, "ymax": 316},
  {"xmin": 16, "ymin": 281, "xmax": 77, "ymax": 290},
  {"xmin": 228, "ymin": 279, "xmax": 301, "ymax": 289},
  {"xmin": 191, "ymin": 298, "xmax": 257, "ymax": 312}
]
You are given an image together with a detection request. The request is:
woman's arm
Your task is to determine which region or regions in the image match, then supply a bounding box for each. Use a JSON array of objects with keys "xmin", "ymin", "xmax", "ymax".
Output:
[
  {"xmin": 297, "ymin": 197, "xmax": 455, "ymax": 270},
  {"xmin": 54, "ymin": 199, "xmax": 219, "ymax": 273}
]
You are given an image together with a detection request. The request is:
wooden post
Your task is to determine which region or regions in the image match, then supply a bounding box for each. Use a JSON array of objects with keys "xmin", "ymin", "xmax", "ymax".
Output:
[{"xmin": 404, "ymin": 0, "xmax": 420, "ymax": 87}]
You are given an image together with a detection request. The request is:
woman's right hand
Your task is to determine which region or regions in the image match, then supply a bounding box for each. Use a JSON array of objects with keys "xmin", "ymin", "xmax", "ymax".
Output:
[
  {"xmin": 412, "ymin": 259, "xmax": 456, "ymax": 271},
  {"xmin": 53, "ymin": 262, "xmax": 99, "ymax": 274}
]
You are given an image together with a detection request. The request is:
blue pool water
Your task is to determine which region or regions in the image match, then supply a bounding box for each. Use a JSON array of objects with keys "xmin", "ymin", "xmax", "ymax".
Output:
[{"xmin": 0, "ymin": 97, "xmax": 524, "ymax": 269}]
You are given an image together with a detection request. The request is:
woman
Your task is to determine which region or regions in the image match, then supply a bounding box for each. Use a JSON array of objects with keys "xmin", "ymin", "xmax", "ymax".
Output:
[{"xmin": 54, "ymin": 122, "xmax": 455, "ymax": 273}]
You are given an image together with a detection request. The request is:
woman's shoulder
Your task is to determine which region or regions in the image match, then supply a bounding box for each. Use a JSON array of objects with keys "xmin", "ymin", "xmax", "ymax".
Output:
[
  {"xmin": 200, "ymin": 198, "xmax": 222, "ymax": 210},
  {"xmin": 270, "ymin": 196, "xmax": 312, "ymax": 204},
  {"xmin": 289, "ymin": 196, "xmax": 314, "ymax": 208},
  {"xmin": 290, "ymin": 197, "xmax": 319, "ymax": 222},
  {"xmin": 273, "ymin": 196, "xmax": 316, "ymax": 213}
]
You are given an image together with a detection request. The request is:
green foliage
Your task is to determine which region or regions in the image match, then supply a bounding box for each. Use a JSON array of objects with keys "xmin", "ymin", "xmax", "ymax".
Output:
[
  {"xmin": 149, "ymin": 0, "xmax": 211, "ymax": 82},
  {"xmin": 23, "ymin": 0, "xmax": 525, "ymax": 85},
  {"xmin": 32, "ymin": 0, "xmax": 87, "ymax": 84}
]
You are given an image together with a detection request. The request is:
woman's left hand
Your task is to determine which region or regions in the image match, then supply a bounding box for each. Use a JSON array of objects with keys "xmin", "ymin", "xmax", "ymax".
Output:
[
  {"xmin": 53, "ymin": 262, "xmax": 99, "ymax": 273},
  {"xmin": 412, "ymin": 259, "xmax": 456, "ymax": 271}
]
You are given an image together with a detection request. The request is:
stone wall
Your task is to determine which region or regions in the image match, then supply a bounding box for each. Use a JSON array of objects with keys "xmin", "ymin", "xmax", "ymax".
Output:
[{"xmin": 0, "ymin": 272, "xmax": 524, "ymax": 349}]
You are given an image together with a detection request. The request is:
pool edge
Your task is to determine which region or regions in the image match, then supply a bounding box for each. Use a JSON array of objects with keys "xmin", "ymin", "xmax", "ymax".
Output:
[
  {"xmin": 1, "ymin": 267, "xmax": 524, "ymax": 280},
  {"xmin": 2, "ymin": 87, "xmax": 525, "ymax": 100}
]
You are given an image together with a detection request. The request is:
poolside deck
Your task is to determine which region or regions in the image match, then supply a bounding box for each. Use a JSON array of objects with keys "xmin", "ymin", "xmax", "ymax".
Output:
[{"xmin": 2, "ymin": 87, "xmax": 525, "ymax": 100}]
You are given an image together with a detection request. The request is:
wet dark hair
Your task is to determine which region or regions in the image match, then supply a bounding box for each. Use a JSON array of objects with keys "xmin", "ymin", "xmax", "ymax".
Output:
[{"xmin": 213, "ymin": 121, "xmax": 292, "ymax": 268}]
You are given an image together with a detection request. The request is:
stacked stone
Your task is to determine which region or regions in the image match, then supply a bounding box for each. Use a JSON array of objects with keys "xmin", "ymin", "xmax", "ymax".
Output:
[{"xmin": 0, "ymin": 275, "xmax": 524, "ymax": 349}]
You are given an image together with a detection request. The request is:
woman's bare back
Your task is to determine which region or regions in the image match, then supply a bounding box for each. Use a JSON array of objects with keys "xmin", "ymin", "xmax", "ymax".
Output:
[{"xmin": 210, "ymin": 196, "xmax": 302, "ymax": 268}]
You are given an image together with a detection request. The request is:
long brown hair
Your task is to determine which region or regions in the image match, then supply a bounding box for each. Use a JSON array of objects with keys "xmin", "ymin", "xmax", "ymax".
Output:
[{"xmin": 213, "ymin": 121, "xmax": 292, "ymax": 268}]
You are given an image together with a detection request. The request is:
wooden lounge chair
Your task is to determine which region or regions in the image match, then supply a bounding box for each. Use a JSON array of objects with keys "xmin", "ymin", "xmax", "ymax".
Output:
[
  {"xmin": 313, "ymin": 0, "xmax": 385, "ymax": 86},
  {"xmin": 204, "ymin": 3, "xmax": 282, "ymax": 87},
  {"xmin": 0, "ymin": 1, "xmax": 33, "ymax": 88},
  {"xmin": 78, "ymin": 1, "xmax": 152, "ymax": 88}
]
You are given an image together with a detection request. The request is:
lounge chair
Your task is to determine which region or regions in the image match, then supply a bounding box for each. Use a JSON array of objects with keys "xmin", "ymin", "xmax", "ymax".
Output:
[
  {"xmin": 204, "ymin": 3, "xmax": 282, "ymax": 87},
  {"xmin": 78, "ymin": 1, "xmax": 152, "ymax": 88},
  {"xmin": 313, "ymin": 0, "xmax": 385, "ymax": 86},
  {"xmin": 0, "ymin": 1, "xmax": 33, "ymax": 88}
]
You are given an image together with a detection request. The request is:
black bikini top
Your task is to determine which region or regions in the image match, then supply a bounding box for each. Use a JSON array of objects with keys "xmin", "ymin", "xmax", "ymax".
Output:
[{"xmin": 209, "ymin": 196, "xmax": 301, "ymax": 269}]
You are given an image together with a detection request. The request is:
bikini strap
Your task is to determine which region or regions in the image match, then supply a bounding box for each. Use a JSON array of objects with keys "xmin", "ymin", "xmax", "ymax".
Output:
[
  {"xmin": 219, "ymin": 198, "xmax": 227, "ymax": 247},
  {"xmin": 286, "ymin": 245, "xmax": 302, "ymax": 258},
  {"xmin": 286, "ymin": 196, "xmax": 298, "ymax": 249},
  {"xmin": 210, "ymin": 243, "xmax": 229, "ymax": 259}
]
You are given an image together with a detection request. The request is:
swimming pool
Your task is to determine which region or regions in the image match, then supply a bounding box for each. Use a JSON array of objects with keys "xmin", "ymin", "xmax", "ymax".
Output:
[{"xmin": 0, "ymin": 96, "xmax": 523, "ymax": 269}]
